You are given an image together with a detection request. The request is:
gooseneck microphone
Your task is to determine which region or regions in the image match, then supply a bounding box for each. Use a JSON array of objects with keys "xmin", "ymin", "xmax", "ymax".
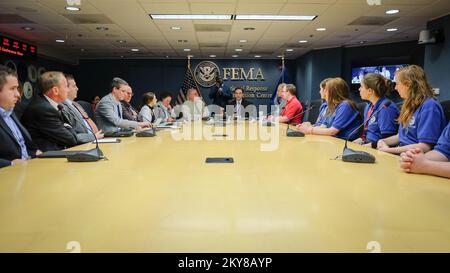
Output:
[
  {"xmin": 286, "ymin": 105, "xmax": 315, "ymax": 137},
  {"xmin": 59, "ymin": 104, "xmax": 105, "ymax": 162},
  {"xmin": 341, "ymin": 101, "xmax": 392, "ymax": 163}
]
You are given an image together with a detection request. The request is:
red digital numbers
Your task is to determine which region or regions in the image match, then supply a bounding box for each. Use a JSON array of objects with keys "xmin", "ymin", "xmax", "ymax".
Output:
[{"xmin": 0, "ymin": 35, "xmax": 36, "ymax": 58}]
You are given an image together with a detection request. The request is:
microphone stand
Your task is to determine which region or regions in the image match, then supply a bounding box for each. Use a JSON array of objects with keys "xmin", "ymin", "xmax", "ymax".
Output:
[
  {"xmin": 62, "ymin": 104, "xmax": 105, "ymax": 162},
  {"xmin": 286, "ymin": 106, "xmax": 315, "ymax": 137},
  {"xmin": 341, "ymin": 102, "xmax": 391, "ymax": 163}
]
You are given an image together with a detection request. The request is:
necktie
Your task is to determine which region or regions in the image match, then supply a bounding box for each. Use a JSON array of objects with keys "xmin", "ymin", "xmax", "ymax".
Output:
[
  {"xmin": 117, "ymin": 104, "xmax": 122, "ymax": 119},
  {"xmin": 236, "ymin": 101, "xmax": 241, "ymax": 117},
  {"xmin": 362, "ymin": 104, "xmax": 374, "ymax": 141},
  {"xmin": 72, "ymin": 101, "xmax": 99, "ymax": 133}
]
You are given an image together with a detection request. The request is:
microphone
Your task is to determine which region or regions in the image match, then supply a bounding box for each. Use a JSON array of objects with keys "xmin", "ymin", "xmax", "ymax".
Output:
[
  {"xmin": 341, "ymin": 101, "xmax": 392, "ymax": 164},
  {"xmin": 286, "ymin": 105, "xmax": 315, "ymax": 137},
  {"xmin": 62, "ymin": 104, "xmax": 105, "ymax": 162}
]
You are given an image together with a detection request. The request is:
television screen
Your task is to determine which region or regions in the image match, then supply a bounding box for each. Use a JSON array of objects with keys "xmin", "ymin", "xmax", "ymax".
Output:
[{"xmin": 351, "ymin": 64, "xmax": 408, "ymax": 84}]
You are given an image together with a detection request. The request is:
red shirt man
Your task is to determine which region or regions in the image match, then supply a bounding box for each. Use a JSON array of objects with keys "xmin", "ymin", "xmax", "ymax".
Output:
[{"xmin": 280, "ymin": 84, "xmax": 303, "ymax": 124}]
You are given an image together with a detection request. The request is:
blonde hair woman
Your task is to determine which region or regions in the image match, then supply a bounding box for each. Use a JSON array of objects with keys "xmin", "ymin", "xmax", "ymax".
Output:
[{"xmin": 377, "ymin": 65, "xmax": 446, "ymax": 155}]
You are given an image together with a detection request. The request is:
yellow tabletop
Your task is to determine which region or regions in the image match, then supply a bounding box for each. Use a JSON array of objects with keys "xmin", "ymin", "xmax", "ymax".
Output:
[{"xmin": 0, "ymin": 122, "xmax": 449, "ymax": 253}]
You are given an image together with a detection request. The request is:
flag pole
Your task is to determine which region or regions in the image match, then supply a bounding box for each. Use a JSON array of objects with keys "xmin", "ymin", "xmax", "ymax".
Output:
[
  {"xmin": 281, "ymin": 55, "xmax": 285, "ymax": 83},
  {"xmin": 187, "ymin": 55, "xmax": 202, "ymax": 98}
]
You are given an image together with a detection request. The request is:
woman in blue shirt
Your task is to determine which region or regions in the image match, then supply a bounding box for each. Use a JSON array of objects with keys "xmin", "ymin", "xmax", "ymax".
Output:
[
  {"xmin": 400, "ymin": 122, "xmax": 450, "ymax": 178},
  {"xmin": 377, "ymin": 65, "xmax": 446, "ymax": 155},
  {"xmin": 353, "ymin": 73, "xmax": 399, "ymax": 148},
  {"xmin": 301, "ymin": 78, "xmax": 330, "ymax": 127},
  {"xmin": 315, "ymin": 78, "xmax": 330, "ymax": 126},
  {"xmin": 296, "ymin": 77, "xmax": 361, "ymax": 140}
]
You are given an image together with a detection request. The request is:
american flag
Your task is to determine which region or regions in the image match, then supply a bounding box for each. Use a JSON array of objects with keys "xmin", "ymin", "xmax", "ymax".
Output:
[{"xmin": 177, "ymin": 66, "xmax": 198, "ymax": 105}]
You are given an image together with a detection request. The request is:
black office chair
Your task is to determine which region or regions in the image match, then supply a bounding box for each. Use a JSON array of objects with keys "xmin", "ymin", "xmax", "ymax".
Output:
[
  {"xmin": 76, "ymin": 100, "xmax": 94, "ymax": 119},
  {"xmin": 440, "ymin": 100, "xmax": 450, "ymax": 122},
  {"xmin": 307, "ymin": 99, "xmax": 323, "ymax": 124},
  {"xmin": 356, "ymin": 102, "xmax": 367, "ymax": 139},
  {"xmin": 300, "ymin": 100, "xmax": 309, "ymax": 122}
]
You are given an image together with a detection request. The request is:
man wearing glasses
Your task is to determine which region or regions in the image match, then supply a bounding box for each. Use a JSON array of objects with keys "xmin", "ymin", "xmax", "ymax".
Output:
[
  {"xmin": 121, "ymin": 85, "xmax": 140, "ymax": 122},
  {"xmin": 95, "ymin": 77, "xmax": 150, "ymax": 132}
]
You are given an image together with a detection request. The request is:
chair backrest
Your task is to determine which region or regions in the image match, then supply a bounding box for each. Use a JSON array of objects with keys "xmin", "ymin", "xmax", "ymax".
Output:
[
  {"xmin": 307, "ymin": 99, "xmax": 323, "ymax": 124},
  {"xmin": 76, "ymin": 100, "xmax": 94, "ymax": 119},
  {"xmin": 440, "ymin": 100, "xmax": 450, "ymax": 122},
  {"xmin": 356, "ymin": 102, "xmax": 367, "ymax": 139},
  {"xmin": 300, "ymin": 100, "xmax": 309, "ymax": 122}
]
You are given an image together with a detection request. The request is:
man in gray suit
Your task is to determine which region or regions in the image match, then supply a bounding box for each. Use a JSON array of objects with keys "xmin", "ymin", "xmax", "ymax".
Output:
[
  {"xmin": 95, "ymin": 77, "xmax": 151, "ymax": 132},
  {"xmin": 61, "ymin": 74, "xmax": 104, "ymax": 143}
]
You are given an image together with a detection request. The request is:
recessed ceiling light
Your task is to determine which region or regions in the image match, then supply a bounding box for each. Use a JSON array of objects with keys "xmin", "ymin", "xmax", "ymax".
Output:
[
  {"xmin": 117, "ymin": 40, "xmax": 126, "ymax": 43},
  {"xmin": 96, "ymin": 26, "xmax": 109, "ymax": 31},
  {"xmin": 22, "ymin": 26, "xmax": 34, "ymax": 31},
  {"xmin": 150, "ymin": 14, "xmax": 232, "ymax": 20},
  {"xmin": 285, "ymin": 49, "xmax": 294, "ymax": 52},
  {"xmin": 232, "ymin": 55, "xmax": 239, "ymax": 58},
  {"xmin": 209, "ymin": 55, "xmax": 216, "ymax": 58},
  {"xmin": 316, "ymin": 28, "xmax": 326, "ymax": 31},
  {"xmin": 277, "ymin": 55, "xmax": 284, "ymax": 58},
  {"xmin": 65, "ymin": 6, "xmax": 80, "ymax": 11},
  {"xmin": 239, "ymin": 39, "xmax": 248, "ymax": 43},
  {"xmin": 55, "ymin": 39, "xmax": 65, "ymax": 43},
  {"xmin": 254, "ymin": 55, "xmax": 261, "ymax": 58},
  {"xmin": 235, "ymin": 48, "xmax": 243, "ymax": 52},
  {"xmin": 183, "ymin": 48, "xmax": 191, "ymax": 52},
  {"xmin": 131, "ymin": 48, "xmax": 139, "ymax": 52},
  {"xmin": 299, "ymin": 40, "xmax": 308, "ymax": 43},
  {"xmin": 387, "ymin": 28, "xmax": 398, "ymax": 32},
  {"xmin": 235, "ymin": 15, "xmax": 316, "ymax": 21},
  {"xmin": 80, "ymin": 48, "xmax": 85, "ymax": 51},
  {"xmin": 386, "ymin": 9, "xmax": 399, "ymax": 15},
  {"xmin": 170, "ymin": 26, "xmax": 182, "ymax": 30},
  {"xmin": 243, "ymin": 27, "xmax": 255, "ymax": 31}
]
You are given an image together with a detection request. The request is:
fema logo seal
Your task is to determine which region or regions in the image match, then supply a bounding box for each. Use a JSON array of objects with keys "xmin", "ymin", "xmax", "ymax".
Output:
[{"xmin": 194, "ymin": 61, "xmax": 220, "ymax": 88}]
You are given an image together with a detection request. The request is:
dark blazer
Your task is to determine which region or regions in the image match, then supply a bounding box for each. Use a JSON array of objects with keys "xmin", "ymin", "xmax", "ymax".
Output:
[
  {"xmin": 226, "ymin": 98, "xmax": 256, "ymax": 118},
  {"xmin": 0, "ymin": 112, "xmax": 38, "ymax": 168},
  {"xmin": 21, "ymin": 94, "xmax": 78, "ymax": 152}
]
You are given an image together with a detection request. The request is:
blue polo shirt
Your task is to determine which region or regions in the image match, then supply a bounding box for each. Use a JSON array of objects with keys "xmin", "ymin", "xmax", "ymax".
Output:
[
  {"xmin": 399, "ymin": 98, "xmax": 446, "ymax": 146},
  {"xmin": 434, "ymin": 122, "xmax": 450, "ymax": 160},
  {"xmin": 364, "ymin": 97, "xmax": 399, "ymax": 142},
  {"xmin": 329, "ymin": 101, "xmax": 361, "ymax": 141}
]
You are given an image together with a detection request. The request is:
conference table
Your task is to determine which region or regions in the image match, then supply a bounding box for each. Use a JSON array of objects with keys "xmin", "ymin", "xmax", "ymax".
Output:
[{"xmin": 0, "ymin": 121, "xmax": 449, "ymax": 253}]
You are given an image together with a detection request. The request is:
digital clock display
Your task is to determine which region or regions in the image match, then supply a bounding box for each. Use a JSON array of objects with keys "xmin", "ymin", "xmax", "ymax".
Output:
[{"xmin": 1, "ymin": 35, "xmax": 37, "ymax": 59}]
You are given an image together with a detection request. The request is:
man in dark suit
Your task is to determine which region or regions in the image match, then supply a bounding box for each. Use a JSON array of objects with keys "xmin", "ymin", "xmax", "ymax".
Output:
[
  {"xmin": 21, "ymin": 71, "xmax": 78, "ymax": 152},
  {"xmin": 0, "ymin": 65, "xmax": 39, "ymax": 168},
  {"xmin": 208, "ymin": 75, "xmax": 232, "ymax": 109},
  {"xmin": 226, "ymin": 87, "xmax": 256, "ymax": 119}
]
